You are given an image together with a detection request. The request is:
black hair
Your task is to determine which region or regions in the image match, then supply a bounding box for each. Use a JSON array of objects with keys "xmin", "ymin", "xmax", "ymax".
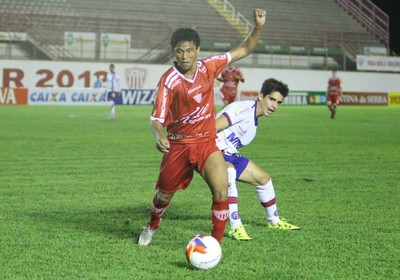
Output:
[
  {"xmin": 260, "ymin": 78, "xmax": 289, "ymax": 97},
  {"xmin": 170, "ymin": 28, "xmax": 200, "ymax": 50}
]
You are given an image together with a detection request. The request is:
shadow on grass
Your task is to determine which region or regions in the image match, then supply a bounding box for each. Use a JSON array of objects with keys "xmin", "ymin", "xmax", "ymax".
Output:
[
  {"xmin": 26, "ymin": 200, "xmax": 211, "ymax": 241},
  {"xmin": 26, "ymin": 203, "xmax": 151, "ymax": 239}
]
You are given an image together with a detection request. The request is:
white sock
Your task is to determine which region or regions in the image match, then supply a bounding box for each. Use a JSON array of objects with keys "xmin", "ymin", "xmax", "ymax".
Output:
[
  {"xmin": 256, "ymin": 179, "xmax": 279, "ymax": 225},
  {"xmin": 227, "ymin": 167, "xmax": 242, "ymax": 228},
  {"xmin": 109, "ymin": 101, "xmax": 116, "ymax": 118}
]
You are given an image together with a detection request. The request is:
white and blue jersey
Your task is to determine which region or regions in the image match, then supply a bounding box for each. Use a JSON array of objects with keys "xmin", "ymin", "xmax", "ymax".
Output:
[
  {"xmin": 216, "ymin": 100, "xmax": 258, "ymax": 154},
  {"xmin": 216, "ymin": 100, "xmax": 259, "ymax": 178}
]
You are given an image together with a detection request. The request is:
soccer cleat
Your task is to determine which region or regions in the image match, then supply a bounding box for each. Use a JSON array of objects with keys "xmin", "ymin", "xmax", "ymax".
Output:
[
  {"xmin": 228, "ymin": 225, "xmax": 252, "ymax": 241},
  {"xmin": 138, "ymin": 225, "xmax": 157, "ymax": 246},
  {"xmin": 268, "ymin": 218, "xmax": 300, "ymax": 230}
]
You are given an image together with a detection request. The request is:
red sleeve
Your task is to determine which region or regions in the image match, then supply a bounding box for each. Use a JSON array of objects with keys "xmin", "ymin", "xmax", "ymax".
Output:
[
  {"xmin": 203, "ymin": 53, "xmax": 230, "ymax": 80},
  {"xmin": 151, "ymin": 73, "xmax": 171, "ymax": 125}
]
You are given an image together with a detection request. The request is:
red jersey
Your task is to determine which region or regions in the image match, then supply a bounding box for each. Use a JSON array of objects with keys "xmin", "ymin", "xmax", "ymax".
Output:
[
  {"xmin": 328, "ymin": 77, "xmax": 342, "ymax": 95},
  {"xmin": 219, "ymin": 67, "xmax": 244, "ymax": 95},
  {"xmin": 151, "ymin": 53, "xmax": 230, "ymax": 144}
]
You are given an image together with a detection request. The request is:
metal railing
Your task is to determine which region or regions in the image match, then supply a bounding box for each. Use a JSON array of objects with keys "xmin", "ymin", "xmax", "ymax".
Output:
[
  {"xmin": 335, "ymin": 0, "xmax": 389, "ymax": 50},
  {"xmin": 219, "ymin": 0, "xmax": 254, "ymax": 33}
]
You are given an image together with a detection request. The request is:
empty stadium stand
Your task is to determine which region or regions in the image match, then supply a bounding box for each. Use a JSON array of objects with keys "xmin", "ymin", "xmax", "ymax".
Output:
[{"xmin": 0, "ymin": 0, "xmax": 389, "ymax": 70}]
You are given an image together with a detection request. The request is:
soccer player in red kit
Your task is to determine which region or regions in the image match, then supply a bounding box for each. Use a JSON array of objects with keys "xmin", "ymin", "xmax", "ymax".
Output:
[
  {"xmin": 217, "ymin": 63, "xmax": 245, "ymax": 107},
  {"xmin": 138, "ymin": 8, "xmax": 267, "ymax": 246},
  {"xmin": 327, "ymin": 70, "xmax": 342, "ymax": 119}
]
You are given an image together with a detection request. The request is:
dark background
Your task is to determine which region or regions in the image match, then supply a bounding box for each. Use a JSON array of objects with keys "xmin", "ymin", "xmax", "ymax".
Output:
[{"xmin": 372, "ymin": 0, "xmax": 399, "ymax": 54}]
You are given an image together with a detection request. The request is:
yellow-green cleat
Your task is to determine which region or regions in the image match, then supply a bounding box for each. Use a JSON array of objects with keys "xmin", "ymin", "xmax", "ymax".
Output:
[
  {"xmin": 228, "ymin": 225, "xmax": 252, "ymax": 241},
  {"xmin": 268, "ymin": 218, "xmax": 300, "ymax": 230}
]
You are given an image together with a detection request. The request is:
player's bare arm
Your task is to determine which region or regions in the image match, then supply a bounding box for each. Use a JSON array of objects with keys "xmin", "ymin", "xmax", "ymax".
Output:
[
  {"xmin": 216, "ymin": 114, "xmax": 230, "ymax": 132},
  {"xmin": 151, "ymin": 120, "xmax": 170, "ymax": 153},
  {"xmin": 230, "ymin": 8, "xmax": 266, "ymax": 63}
]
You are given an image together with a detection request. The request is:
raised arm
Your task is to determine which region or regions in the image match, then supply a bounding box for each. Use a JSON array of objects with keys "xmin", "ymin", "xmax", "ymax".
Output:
[{"xmin": 230, "ymin": 8, "xmax": 266, "ymax": 63}]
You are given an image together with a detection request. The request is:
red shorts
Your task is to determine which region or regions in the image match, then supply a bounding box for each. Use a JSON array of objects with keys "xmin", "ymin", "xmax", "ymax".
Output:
[
  {"xmin": 327, "ymin": 94, "xmax": 340, "ymax": 105},
  {"xmin": 221, "ymin": 88, "xmax": 237, "ymax": 104},
  {"xmin": 154, "ymin": 141, "xmax": 221, "ymax": 194}
]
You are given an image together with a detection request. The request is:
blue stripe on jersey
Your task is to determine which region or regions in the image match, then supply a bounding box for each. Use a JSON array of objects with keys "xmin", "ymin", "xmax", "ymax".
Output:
[
  {"xmin": 253, "ymin": 101, "xmax": 258, "ymax": 126},
  {"xmin": 223, "ymin": 111, "xmax": 232, "ymax": 126}
]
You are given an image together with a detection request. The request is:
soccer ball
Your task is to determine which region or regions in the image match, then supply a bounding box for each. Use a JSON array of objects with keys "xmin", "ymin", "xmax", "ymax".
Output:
[{"xmin": 185, "ymin": 235, "xmax": 222, "ymax": 270}]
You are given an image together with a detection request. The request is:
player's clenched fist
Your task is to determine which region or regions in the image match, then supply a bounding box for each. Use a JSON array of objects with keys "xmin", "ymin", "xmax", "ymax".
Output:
[{"xmin": 253, "ymin": 8, "xmax": 266, "ymax": 27}]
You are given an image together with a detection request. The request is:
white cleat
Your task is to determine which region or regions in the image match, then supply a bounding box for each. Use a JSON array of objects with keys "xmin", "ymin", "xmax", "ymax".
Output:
[{"xmin": 138, "ymin": 226, "xmax": 157, "ymax": 246}]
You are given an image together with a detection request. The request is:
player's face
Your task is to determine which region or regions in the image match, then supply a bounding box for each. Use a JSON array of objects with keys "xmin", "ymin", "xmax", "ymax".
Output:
[
  {"xmin": 258, "ymin": 91, "xmax": 284, "ymax": 117},
  {"xmin": 174, "ymin": 41, "xmax": 199, "ymax": 74}
]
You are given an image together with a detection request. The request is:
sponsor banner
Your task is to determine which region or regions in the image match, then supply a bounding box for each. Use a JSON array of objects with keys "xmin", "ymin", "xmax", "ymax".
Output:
[
  {"xmin": 363, "ymin": 46, "xmax": 387, "ymax": 56},
  {"xmin": 64, "ymin": 32, "xmax": 96, "ymax": 59},
  {"xmin": 284, "ymin": 91, "xmax": 308, "ymax": 105},
  {"xmin": 64, "ymin": 32, "xmax": 96, "ymax": 48},
  {"xmin": 388, "ymin": 92, "xmax": 400, "ymax": 107},
  {"xmin": 340, "ymin": 92, "xmax": 388, "ymax": 106},
  {"xmin": 0, "ymin": 88, "xmax": 28, "ymax": 105},
  {"xmin": 28, "ymin": 88, "xmax": 107, "ymax": 105},
  {"xmin": 356, "ymin": 55, "xmax": 400, "ymax": 72},
  {"xmin": 308, "ymin": 91, "xmax": 326, "ymax": 105},
  {"xmin": 0, "ymin": 60, "xmax": 160, "ymax": 90},
  {"xmin": 28, "ymin": 88, "xmax": 156, "ymax": 106},
  {"xmin": 119, "ymin": 89, "xmax": 156, "ymax": 105},
  {"xmin": 241, "ymin": 91, "xmax": 309, "ymax": 105},
  {"xmin": 100, "ymin": 33, "xmax": 131, "ymax": 60},
  {"xmin": 0, "ymin": 31, "xmax": 27, "ymax": 41}
]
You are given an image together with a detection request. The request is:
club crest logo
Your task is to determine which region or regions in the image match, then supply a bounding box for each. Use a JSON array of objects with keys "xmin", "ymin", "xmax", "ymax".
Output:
[{"xmin": 125, "ymin": 67, "xmax": 146, "ymax": 89}]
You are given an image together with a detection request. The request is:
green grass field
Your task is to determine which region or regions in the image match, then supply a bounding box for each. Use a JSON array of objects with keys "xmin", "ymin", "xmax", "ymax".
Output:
[{"xmin": 0, "ymin": 105, "xmax": 399, "ymax": 279}]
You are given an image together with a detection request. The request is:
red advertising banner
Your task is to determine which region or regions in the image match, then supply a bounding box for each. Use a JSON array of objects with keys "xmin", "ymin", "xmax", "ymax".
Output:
[
  {"xmin": 0, "ymin": 88, "xmax": 28, "ymax": 105},
  {"xmin": 339, "ymin": 92, "xmax": 388, "ymax": 106}
]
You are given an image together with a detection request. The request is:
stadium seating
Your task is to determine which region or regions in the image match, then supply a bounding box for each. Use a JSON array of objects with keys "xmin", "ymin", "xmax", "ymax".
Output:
[{"xmin": 0, "ymin": 0, "xmax": 388, "ymax": 69}]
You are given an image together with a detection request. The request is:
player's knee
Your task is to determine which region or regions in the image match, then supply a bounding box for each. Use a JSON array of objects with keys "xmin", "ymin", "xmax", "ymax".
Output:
[
  {"xmin": 213, "ymin": 191, "xmax": 227, "ymax": 200},
  {"xmin": 211, "ymin": 184, "xmax": 228, "ymax": 200},
  {"xmin": 257, "ymin": 172, "xmax": 271, "ymax": 186},
  {"xmin": 157, "ymin": 191, "xmax": 174, "ymax": 204}
]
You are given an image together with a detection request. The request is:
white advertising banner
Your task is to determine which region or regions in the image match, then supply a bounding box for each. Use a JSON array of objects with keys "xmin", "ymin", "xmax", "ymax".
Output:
[
  {"xmin": 0, "ymin": 60, "xmax": 168, "ymax": 89},
  {"xmin": 356, "ymin": 55, "xmax": 400, "ymax": 72},
  {"xmin": 28, "ymin": 88, "xmax": 107, "ymax": 105},
  {"xmin": 1, "ymin": 60, "xmax": 400, "ymax": 95},
  {"xmin": 363, "ymin": 47, "xmax": 387, "ymax": 56},
  {"xmin": 0, "ymin": 31, "xmax": 27, "ymax": 41},
  {"xmin": 101, "ymin": 33, "xmax": 131, "ymax": 59},
  {"xmin": 64, "ymin": 32, "xmax": 96, "ymax": 48},
  {"xmin": 64, "ymin": 32, "xmax": 96, "ymax": 59}
]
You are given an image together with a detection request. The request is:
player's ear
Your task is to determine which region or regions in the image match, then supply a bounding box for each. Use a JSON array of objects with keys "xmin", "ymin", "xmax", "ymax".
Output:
[{"xmin": 258, "ymin": 92, "xmax": 263, "ymax": 101}]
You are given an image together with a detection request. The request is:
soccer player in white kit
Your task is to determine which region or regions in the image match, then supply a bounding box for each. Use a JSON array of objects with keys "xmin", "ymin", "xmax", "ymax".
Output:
[{"xmin": 216, "ymin": 78, "xmax": 300, "ymax": 241}]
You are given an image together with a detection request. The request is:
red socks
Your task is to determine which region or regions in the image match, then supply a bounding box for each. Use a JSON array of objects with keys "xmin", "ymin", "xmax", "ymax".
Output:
[
  {"xmin": 211, "ymin": 198, "xmax": 229, "ymax": 244},
  {"xmin": 148, "ymin": 195, "xmax": 169, "ymax": 230},
  {"xmin": 148, "ymin": 195, "xmax": 228, "ymax": 244}
]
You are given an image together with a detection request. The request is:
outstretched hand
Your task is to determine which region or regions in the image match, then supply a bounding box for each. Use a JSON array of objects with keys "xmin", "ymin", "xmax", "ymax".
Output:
[{"xmin": 253, "ymin": 8, "xmax": 266, "ymax": 28}]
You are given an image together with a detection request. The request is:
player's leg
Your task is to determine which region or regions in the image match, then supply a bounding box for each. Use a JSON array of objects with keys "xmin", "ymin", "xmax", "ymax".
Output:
[
  {"xmin": 227, "ymin": 93, "xmax": 236, "ymax": 105},
  {"xmin": 226, "ymin": 163, "xmax": 241, "ymax": 228},
  {"xmin": 331, "ymin": 95, "xmax": 339, "ymax": 119},
  {"xmin": 326, "ymin": 95, "xmax": 335, "ymax": 119},
  {"xmin": 139, "ymin": 145, "xmax": 193, "ymax": 245},
  {"xmin": 148, "ymin": 191, "xmax": 174, "ymax": 230},
  {"xmin": 221, "ymin": 88, "xmax": 229, "ymax": 108},
  {"xmin": 138, "ymin": 190, "xmax": 174, "ymax": 246},
  {"xmin": 201, "ymin": 149, "xmax": 229, "ymax": 244},
  {"xmin": 225, "ymin": 156, "xmax": 252, "ymax": 240},
  {"xmin": 108, "ymin": 92, "xmax": 116, "ymax": 119},
  {"xmin": 238, "ymin": 160, "xmax": 299, "ymax": 230}
]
